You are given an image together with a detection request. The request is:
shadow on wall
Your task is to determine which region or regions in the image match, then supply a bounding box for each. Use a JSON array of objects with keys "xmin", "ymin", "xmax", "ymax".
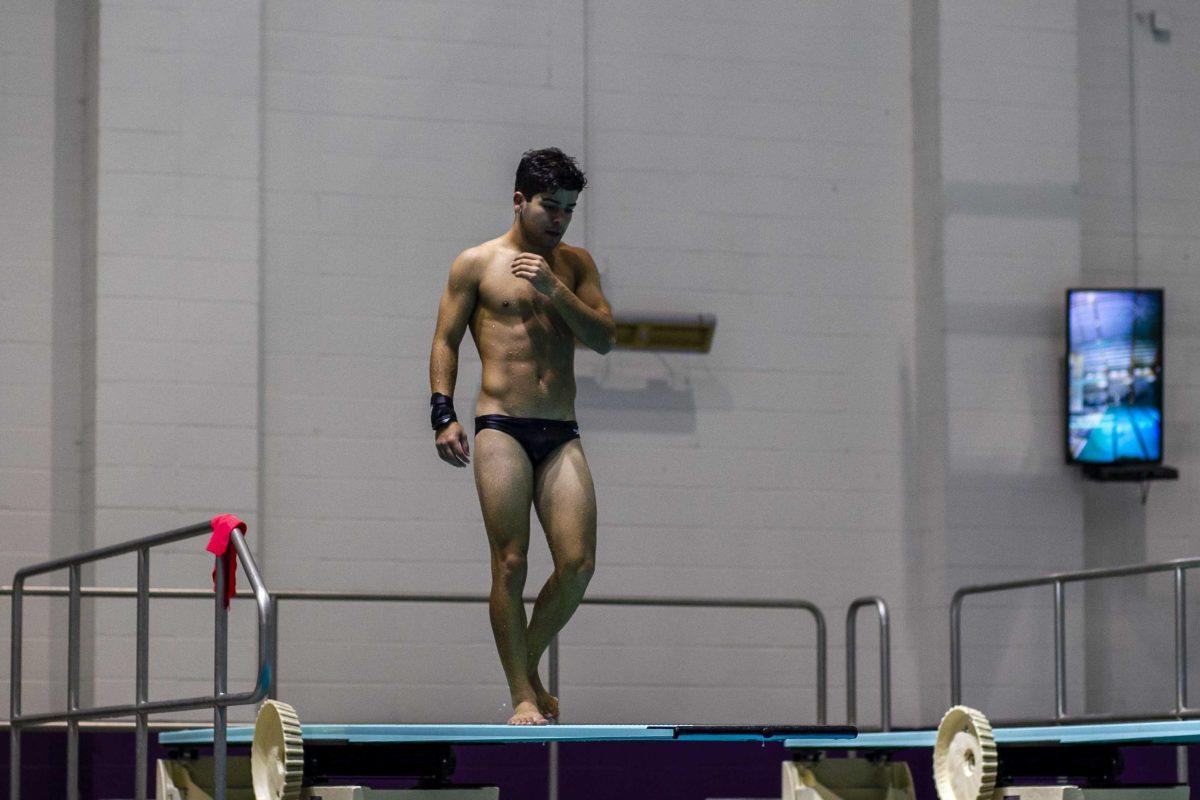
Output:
[{"xmin": 576, "ymin": 376, "xmax": 698, "ymax": 432}]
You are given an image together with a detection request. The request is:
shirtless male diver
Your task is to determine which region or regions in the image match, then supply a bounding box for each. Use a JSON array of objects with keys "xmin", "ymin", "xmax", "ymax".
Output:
[{"xmin": 428, "ymin": 148, "xmax": 615, "ymax": 725}]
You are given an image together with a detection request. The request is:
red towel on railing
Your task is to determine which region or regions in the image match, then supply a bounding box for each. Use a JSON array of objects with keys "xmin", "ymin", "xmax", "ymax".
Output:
[{"xmin": 207, "ymin": 514, "xmax": 247, "ymax": 608}]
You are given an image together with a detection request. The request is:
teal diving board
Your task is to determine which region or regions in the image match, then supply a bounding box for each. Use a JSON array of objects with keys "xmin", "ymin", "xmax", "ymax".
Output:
[
  {"xmin": 784, "ymin": 719, "xmax": 1200, "ymax": 750},
  {"xmin": 161, "ymin": 722, "xmax": 856, "ymax": 746}
]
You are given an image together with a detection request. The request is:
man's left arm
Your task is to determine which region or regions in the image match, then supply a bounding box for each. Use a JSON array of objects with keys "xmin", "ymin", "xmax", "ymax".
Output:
[
  {"xmin": 553, "ymin": 250, "xmax": 616, "ymax": 353},
  {"xmin": 512, "ymin": 249, "xmax": 616, "ymax": 354}
]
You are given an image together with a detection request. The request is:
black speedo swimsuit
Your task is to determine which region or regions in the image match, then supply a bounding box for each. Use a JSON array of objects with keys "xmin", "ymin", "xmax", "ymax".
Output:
[{"xmin": 474, "ymin": 415, "xmax": 581, "ymax": 468}]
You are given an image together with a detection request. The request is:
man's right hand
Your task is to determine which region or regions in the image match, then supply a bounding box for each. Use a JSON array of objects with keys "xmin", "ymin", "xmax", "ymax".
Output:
[{"xmin": 435, "ymin": 421, "xmax": 471, "ymax": 467}]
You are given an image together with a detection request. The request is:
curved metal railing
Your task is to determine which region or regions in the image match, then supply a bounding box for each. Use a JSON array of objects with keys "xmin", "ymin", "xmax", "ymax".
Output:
[
  {"xmin": 3, "ymin": 588, "xmax": 831, "ymax": 724},
  {"xmin": 4, "ymin": 580, "xmax": 826, "ymax": 800},
  {"xmin": 951, "ymin": 555, "xmax": 1200, "ymax": 724},
  {"xmin": 845, "ymin": 596, "xmax": 891, "ymax": 731},
  {"xmin": 257, "ymin": 590, "xmax": 829, "ymax": 725},
  {"xmin": 6, "ymin": 522, "xmax": 272, "ymax": 800}
]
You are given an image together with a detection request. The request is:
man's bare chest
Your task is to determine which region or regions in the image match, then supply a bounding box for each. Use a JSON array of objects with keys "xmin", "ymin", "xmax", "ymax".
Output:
[{"xmin": 476, "ymin": 254, "xmax": 575, "ymax": 318}]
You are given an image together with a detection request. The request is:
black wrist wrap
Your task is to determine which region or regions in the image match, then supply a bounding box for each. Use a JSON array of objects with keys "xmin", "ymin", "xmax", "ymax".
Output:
[{"xmin": 430, "ymin": 393, "xmax": 457, "ymax": 430}]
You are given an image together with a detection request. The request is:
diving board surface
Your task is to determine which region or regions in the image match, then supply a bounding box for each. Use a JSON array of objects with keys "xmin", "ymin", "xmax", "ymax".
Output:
[
  {"xmin": 784, "ymin": 719, "xmax": 1200, "ymax": 749},
  {"xmin": 160, "ymin": 723, "xmax": 855, "ymax": 746}
]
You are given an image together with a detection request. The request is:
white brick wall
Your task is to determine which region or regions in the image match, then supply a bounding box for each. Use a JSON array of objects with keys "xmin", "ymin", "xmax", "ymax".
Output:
[
  {"xmin": 1, "ymin": 0, "xmax": 59, "ymax": 715},
  {"xmin": 1079, "ymin": 0, "xmax": 1200, "ymax": 718},
  {"xmin": 87, "ymin": 0, "xmax": 262, "ymax": 714},
  {"xmin": 260, "ymin": 0, "xmax": 586, "ymax": 723},
  {"xmin": 581, "ymin": 0, "xmax": 914, "ymax": 725},
  {"xmin": 5, "ymin": 0, "xmax": 1200, "ymax": 733},
  {"xmin": 256, "ymin": 0, "xmax": 915, "ymax": 725},
  {"xmin": 905, "ymin": 0, "xmax": 1086, "ymax": 724}
]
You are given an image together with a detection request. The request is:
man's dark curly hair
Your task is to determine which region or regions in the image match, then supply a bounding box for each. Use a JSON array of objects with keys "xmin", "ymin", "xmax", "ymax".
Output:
[{"xmin": 514, "ymin": 147, "xmax": 587, "ymax": 199}]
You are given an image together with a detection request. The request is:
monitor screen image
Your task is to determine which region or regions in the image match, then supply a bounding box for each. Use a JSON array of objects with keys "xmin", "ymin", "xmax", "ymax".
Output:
[{"xmin": 1066, "ymin": 289, "xmax": 1163, "ymax": 464}]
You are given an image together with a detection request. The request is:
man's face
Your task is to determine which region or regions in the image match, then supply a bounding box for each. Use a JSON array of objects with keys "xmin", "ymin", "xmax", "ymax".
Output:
[{"xmin": 516, "ymin": 188, "xmax": 578, "ymax": 245}]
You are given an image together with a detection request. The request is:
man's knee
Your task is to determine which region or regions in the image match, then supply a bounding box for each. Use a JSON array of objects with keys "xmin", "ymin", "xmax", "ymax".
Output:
[
  {"xmin": 492, "ymin": 549, "xmax": 528, "ymax": 590},
  {"xmin": 557, "ymin": 552, "xmax": 595, "ymax": 586}
]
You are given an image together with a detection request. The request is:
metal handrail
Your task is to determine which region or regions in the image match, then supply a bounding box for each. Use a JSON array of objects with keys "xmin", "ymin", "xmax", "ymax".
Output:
[
  {"xmin": 257, "ymin": 589, "xmax": 828, "ymax": 724},
  {"xmin": 951, "ymin": 555, "xmax": 1200, "ymax": 724},
  {"xmin": 846, "ymin": 596, "xmax": 891, "ymax": 731},
  {"xmin": 266, "ymin": 590, "xmax": 826, "ymax": 800},
  {"xmin": 2, "ymin": 587, "xmax": 829, "ymax": 722},
  {"xmin": 7, "ymin": 522, "xmax": 272, "ymax": 800},
  {"xmin": 4, "ymin": 584, "xmax": 825, "ymax": 800},
  {"xmin": 1, "ymin": 589, "xmax": 827, "ymax": 718}
]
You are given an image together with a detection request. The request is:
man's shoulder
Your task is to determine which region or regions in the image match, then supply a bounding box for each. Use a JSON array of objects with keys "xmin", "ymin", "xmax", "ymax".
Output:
[
  {"xmin": 461, "ymin": 237, "xmax": 517, "ymax": 267},
  {"xmin": 457, "ymin": 242, "xmax": 487, "ymax": 264},
  {"xmin": 451, "ymin": 242, "xmax": 499, "ymax": 279},
  {"xmin": 558, "ymin": 243, "xmax": 597, "ymax": 271}
]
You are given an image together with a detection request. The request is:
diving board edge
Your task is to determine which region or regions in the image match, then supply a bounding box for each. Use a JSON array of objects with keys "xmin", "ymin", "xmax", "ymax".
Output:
[
  {"xmin": 159, "ymin": 723, "xmax": 857, "ymax": 746},
  {"xmin": 783, "ymin": 719, "xmax": 1200, "ymax": 749}
]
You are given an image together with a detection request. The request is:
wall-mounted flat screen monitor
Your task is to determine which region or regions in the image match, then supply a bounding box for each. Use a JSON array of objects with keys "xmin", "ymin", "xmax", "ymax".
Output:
[{"xmin": 1066, "ymin": 288, "xmax": 1163, "ymax": 464}]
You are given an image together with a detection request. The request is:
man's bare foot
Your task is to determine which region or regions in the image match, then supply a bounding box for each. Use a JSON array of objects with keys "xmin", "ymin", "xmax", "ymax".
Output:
[
  {"xmin": 537, "ymin": 690, "xmax": 558, "ymax": 721},
  {"xmin": 529, "ymin": 673, "xmax": 559, "ymax": 720},
  {"xmin": 507, "ymin": 700, "xmax": 548, "ymax": 726}
]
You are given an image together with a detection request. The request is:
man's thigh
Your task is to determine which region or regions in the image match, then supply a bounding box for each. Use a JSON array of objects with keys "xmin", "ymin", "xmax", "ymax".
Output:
[
  {"xmin": 533, "ymin": 440, "xmax": 597, "ymax": 564},
  {"xmin": 473, "ymin": 429, "xmax": 535, "ymax": 552}
]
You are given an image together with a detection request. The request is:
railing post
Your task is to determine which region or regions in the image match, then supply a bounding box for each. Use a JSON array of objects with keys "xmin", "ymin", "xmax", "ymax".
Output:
[
  {"xmin": 815, "ymin": 608, "xmax": 827, "ymax": 724},
  {"xmin": 270, "ymin": 594, "xmax": 280, "ymax": 700},
  {"xmin": 846, "ymin": 598, "xmax": 891, "ymax": 731},
  {"xmin": 950, "ymin": 593, "xmax": 962, "ymax": 705},
  {"xmin": 1175, "ymin": 567, "xmax": 1187, "ymax": 714},
  {"xmin": 548, "ymin": 634, "xmax": 559, "ymax": 708},
  {"xmin": 1054, "ymin": 580, "xmax": 1067, "ymax": 720},
  {"xmin": 268, "ymin": 596, "xmax": 280, "ymax": 699},
  {"xmin": 878, "ymin": 600, "xmax": 891, "ymax": 731},
  {"xmin": 67, "ymin": 564, "xmax": 81, "ymax": 800},
  {"xmin": 10, "ymin": 576, "xmax": 24, "ymax": 800},
  {"xmin": 136, "ymin": 547, "xmax": 151, "ymax": 800},
  {"xmin": 229, "ymin": 529, "xmax": 273, "ymax": 705},
  {"xmin": 548, "ymin": 634, "xmax": 560, "ymax": 800},
  {"xmin": 214, "ymin": 549, "xmax": 229, "ymax": 800},
  {"xmin": 846, "ymin": 605, "xmax": 857, "ymax": 726}
]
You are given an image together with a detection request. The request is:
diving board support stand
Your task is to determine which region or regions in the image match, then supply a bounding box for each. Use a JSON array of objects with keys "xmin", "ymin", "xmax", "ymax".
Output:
[{"xmin": 785, "ymin": 708, "xmax": 1195, "ymax": 800}]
